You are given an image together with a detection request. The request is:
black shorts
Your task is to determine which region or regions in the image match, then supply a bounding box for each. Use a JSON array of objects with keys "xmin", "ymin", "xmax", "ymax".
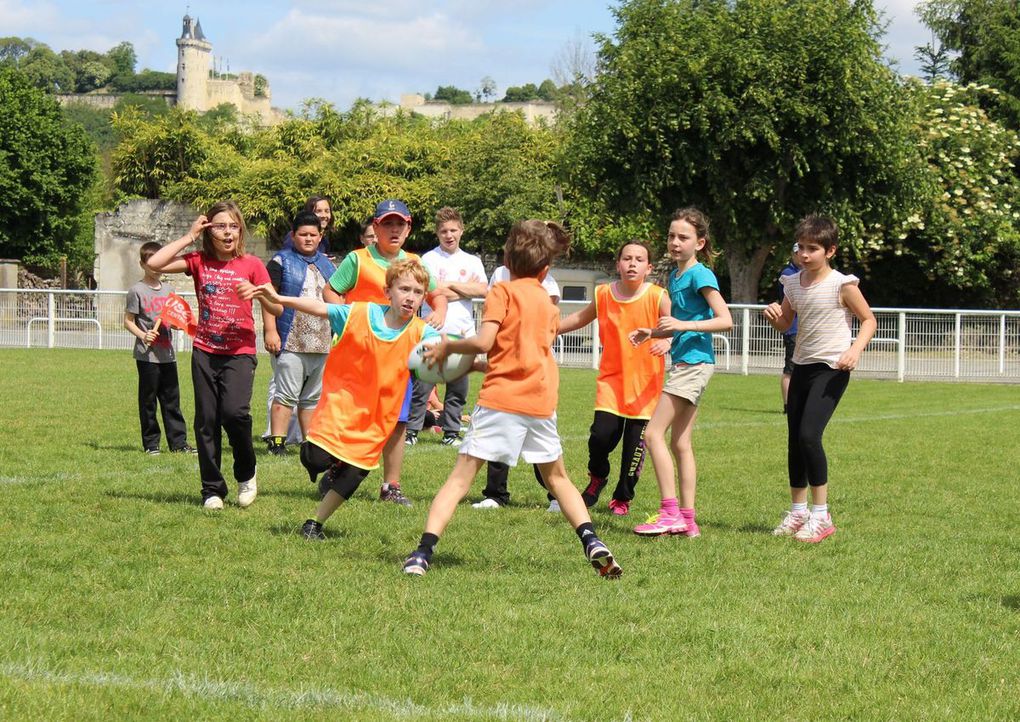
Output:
[{"xmin": 782, "ymin": 335, "xmax": 797, "ymax": 374}]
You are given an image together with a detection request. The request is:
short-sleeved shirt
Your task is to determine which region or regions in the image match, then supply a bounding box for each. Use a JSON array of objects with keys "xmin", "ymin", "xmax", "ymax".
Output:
[
  {"xmin": 488, "ymin": 265, "xmax": 560, "ymax": 300},
  {"xmin": 328, "ymin": 246, "xmax": 437, "ymax": 302},
  {"xmin": 183, "ymin": 252, "xmax": 270, "ymax": 355},
  {"xmin": 667, "ymin": 262, "xmax": 720, "ymax": 365},
  {"xmin": 420, "ymin": 246, "xmax": 486, "ymax": 337},
  {"xmin": 125, "ymin": 280, "xmax": 175, "ymax": 363},
  {"xmin": 477, "ymin": 278, "xmax": 559, "ymax": 418},
  {"xmin": 782, "ymin": 270, "xmax": 860, "ymax": 368}
]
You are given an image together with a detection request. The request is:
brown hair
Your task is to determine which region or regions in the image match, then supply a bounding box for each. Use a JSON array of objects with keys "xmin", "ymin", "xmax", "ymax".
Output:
[
  {"xmin": 303, "ymin": 195, "xmax": 334, "ymax": 233},
  {"xmin": 139, "ymin": 241, "xmax": 163, "ymax": 264},
  {"xmin": 670, "ymin": 207, "xmax": 716, "ymax": 266},
  {"xmin": 434, "ymin": 206, "xmax": 463, "ymax": 230},
  {"xmin": 385, "ymin": 258, "xmax": 430, "ymax": 290},
  {"xmin": 200, "ymin": 200, "xmax": 247, "ymax": 258},
  {"xmin": 615, "ymin": 239, "xmax": 655, "ymax": 263},
  {"xmin": 794, "ymin": 214, "xmax": 839, "ymax": 251},
  {"xmin": 503, "ymin": 220, "xmax": 571, "ymax": 279}
]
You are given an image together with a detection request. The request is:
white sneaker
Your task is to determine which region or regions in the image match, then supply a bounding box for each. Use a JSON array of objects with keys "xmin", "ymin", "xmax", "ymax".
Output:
[
  {"xmin": 203, "ymin": 496, "xmax": 224, "ymax": 510},
  {"xmin": 547, "ymin": 499, "xmax": 561, "ymax": 513},
  {"xmin": 237, "ymin": 476, "xmax": 257, "ymax": 508},
  {"xmin": 472, "ymin": 498, "xmax": 501, "ymax": 509}
]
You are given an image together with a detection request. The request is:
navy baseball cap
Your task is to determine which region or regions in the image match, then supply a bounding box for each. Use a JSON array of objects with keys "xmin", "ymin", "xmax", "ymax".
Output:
[{"xmin": 373, "ymin": 200, "xmax": 411, "ymax": 222}]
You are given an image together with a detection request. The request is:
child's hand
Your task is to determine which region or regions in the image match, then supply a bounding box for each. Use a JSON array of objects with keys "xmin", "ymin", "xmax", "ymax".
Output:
[
  {"xmin": 143, "ymin": 329, "xmax": 159, "ymax": 345},
  {"xmin": 264, "ymin": 329, "xmax": 281, "ymax": 354},
  {"xmin": 422, "ymin": 335, "xmax": 450, "ymax": 368},
  {"xmin": 655, "ymin": 316, "xmax": 683, "ymax": 333},
  {"xmin": 424, "ymin": 308, "xmax": 446, "ymax": 330},
  {"xmin": 235, "ymin": 280, "xmax": 259, "ymax": 300},
  {"xmin": 835, "ymin": 348, "xmax": 861, "ymax": 371},
  {"xmin": 188, "ymin": 215, "xmax": 211, "ymax": 242},
  {"xmin": 762, "ymin": 303, "xmax": 783, "ymax": 322},
  {"xmin": 649, "ymin": 338, "xmax": 671, "ymax": 357},
  {"xmin": 629, "ymin": 327, "xmax": 652, "ymax": 346},
  {"xmin": 470, "ymin": 357, "xmax": 489, "ymax": 374}
]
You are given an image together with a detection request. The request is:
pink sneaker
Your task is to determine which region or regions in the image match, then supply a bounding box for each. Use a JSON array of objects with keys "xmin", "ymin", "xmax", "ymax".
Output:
[
  {"xmin": 794, "ymin": 514, "xmax": 836, "ymax": 543},
  {"xmin": 633, "ymin": 512, "xmax": 686, "ymax": 537},
  {"xmin": 679, "ymin": 514, "xmax": 700, "ymax": 538},
  {"xmin": 608, "ymin": 499, "xmax": 630, "ymax": 516},
  {"xmin": 772, "ymin": 511, "xmax": 809, "ymax": 537}
]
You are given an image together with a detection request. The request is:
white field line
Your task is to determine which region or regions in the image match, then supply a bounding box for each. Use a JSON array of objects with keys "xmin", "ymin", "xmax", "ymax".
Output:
[
  {"xmin": 407, "ymin": 404, "xmax": 1020, "ymax": 454},
  {"xmin": 0, "ymin": 660, "xmax": 572, "ymax": 721}
]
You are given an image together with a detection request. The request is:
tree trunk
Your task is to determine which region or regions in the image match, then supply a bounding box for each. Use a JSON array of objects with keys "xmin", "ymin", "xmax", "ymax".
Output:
[{"xmin": 724, "ymin": 242, "xmax": 773, "ymax": 303}]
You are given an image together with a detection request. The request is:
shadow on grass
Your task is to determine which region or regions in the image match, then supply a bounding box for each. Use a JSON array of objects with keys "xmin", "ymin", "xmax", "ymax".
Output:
[
  {"xmin": 85, "ymin": 440, "xmax": 140, "ymax": 453},
  {"xmin": 106, "ymin": 489, "xmax": 196, "ymax": 505},
  {"xmin": 1001, "ymin": 595, "xmax": 1020, "ymax": 611},
  {"xmin": 714, "ymin": 406, "xmax": 781, "ymax": 415}
]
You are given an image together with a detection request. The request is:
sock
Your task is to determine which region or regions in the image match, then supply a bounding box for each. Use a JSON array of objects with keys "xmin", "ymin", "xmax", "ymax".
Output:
[
  {"xmin": 810, "ymin": 503, "xmax": 828, "ymax": 517},
  {"xmin": 680, "ymin": 507, "xmax": 695, "ymax": 521},
  {"xmin": 416, "ymin": 532, "xmax": 439, "ymax": 558},
  {"xmin": 575, "ymin": 522, "xmax": 597, "ymax": 551},
  {"xmin": 661, "ymin": 497, "xmax": 679, "ymax": 516},
  {"xmin": 382, "ymin": 482, "xmax": 400, "ymax": 491},
  {"xmin": 792, "ymin": 502, "xmax": 808, "ymax": 514}
]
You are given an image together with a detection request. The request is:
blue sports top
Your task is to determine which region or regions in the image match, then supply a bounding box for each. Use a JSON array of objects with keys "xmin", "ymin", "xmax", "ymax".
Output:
[{"xmin": 667, "ymin": 262, "xmax": 719, "ymax": 365}]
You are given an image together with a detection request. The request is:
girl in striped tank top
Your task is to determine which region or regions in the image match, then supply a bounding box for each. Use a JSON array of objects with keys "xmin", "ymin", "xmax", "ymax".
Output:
[
  {"xmin": 558, "ymin": 241, "xmax": 672, "ymax": 517},
  {"xmin": 763, "ymin": 215, "xmax": 876, "ymax": 543}
]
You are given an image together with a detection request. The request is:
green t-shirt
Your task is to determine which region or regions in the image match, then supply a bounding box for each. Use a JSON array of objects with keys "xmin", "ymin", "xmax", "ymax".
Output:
[{"xmin": 329, "ymin": 246, "xmax": 438, "ymax": 294}]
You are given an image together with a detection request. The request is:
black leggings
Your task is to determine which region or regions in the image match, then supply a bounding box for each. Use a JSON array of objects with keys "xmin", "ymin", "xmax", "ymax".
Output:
[
  {"xmin": 300, "ymin": 443, "xmax": 369, "ymax": 500},
  {"xmin": 588, "ymin": 411, "xmax": 648, "ymax": 502},
  {"xmin": 786, "ymin": 363, "xmax": 850, "ymax": 488}
]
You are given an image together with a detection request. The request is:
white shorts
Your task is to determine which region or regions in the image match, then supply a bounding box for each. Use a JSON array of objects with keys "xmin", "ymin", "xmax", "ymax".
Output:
[{"xmin": 458, "ymin": 405, "xmax": 562, "ymax": 466}]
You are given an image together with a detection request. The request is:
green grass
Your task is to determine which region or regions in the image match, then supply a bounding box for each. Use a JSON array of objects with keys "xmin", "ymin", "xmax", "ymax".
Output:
[{"xmin": 1, "ymin": 348, "xmax": 1018, "ymax": 720}]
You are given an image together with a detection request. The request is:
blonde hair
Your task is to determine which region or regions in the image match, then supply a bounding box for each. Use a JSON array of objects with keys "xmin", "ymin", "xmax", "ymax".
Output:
[
  {"xmin": 385, "ymin": 258, "xmax": 430, "ymax": 290},
  {"xmin": 434, "ymin": 206, "xmax": 463, "ymax": 230},
  {"xmin": 503, "ymin": 220, "xmax": 571, "ymax": 278},
  {"xmin": 201, "ymin": 200, "xmax": 248, "ymax": 258}
]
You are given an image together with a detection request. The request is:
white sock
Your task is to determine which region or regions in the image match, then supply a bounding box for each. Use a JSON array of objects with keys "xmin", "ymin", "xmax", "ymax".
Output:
[
  {"xmin": 810, "ymin": 504, "xmax": 828, "ymax": 517},
  {"xmin": 791, "ymin": 502, "xmax": 808, "ymax": 514}
]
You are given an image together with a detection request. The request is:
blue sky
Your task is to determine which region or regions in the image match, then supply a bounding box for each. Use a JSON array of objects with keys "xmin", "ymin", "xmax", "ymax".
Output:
[{"xmin": 1, "ymin": 0, "xmax": 932, "ymax": 111}]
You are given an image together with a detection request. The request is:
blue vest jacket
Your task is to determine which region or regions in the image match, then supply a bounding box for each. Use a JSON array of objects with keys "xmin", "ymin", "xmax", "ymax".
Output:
[{"xmin": 272, "ymin": 248, "xmax": 336, "ymax": 348}]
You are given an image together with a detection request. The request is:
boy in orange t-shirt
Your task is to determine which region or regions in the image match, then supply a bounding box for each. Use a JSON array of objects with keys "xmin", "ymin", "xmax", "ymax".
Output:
[
  {"xmin": 240, "ymin": 259, "xmax": 438, "ymax": 539},
  {"xmin": 402, "ymin": 220, "xmax": 623, "ymax": 579}
]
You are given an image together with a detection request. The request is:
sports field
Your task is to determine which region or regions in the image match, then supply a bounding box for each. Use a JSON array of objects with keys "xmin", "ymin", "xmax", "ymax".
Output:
[{"xmin": 1, "ymin": 348, "xmax": 1017, "ymax": 720}]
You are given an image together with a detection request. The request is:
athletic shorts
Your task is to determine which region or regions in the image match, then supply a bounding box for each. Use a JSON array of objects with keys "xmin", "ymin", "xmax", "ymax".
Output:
[
  {"xmin": 398, "ymin": 376, "xmax": 413, "ymax": 423},
  {"xmin": 662, "ymin": 363, "xmax": 714, "ymax": 406},
  {"xmin": 458, "ymin": 405, "xmax": 562, "ymax": 466},
  {"xmin": 273, "ymin": 351, "xmax": 327, "ymax": 408},
  {"xmin": 782, "ymin": 334, "xmax": 797, "ymax": 374}
]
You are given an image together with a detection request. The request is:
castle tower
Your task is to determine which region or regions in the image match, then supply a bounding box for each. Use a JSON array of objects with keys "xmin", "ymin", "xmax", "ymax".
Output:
[{"xmin": 176, "ymin": 14, "xmax": 211, "ymax": 112}]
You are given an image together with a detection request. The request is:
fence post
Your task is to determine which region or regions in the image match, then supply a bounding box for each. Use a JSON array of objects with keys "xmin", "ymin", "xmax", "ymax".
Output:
[
  {"xmin": 47, "ymin": 292, "xmax": 55, "ymax": 349},
  {"xmin": 741, "ymin": 307, "xmax": 750, "ymax": 376},
  {"xmin": 897, "ymin": 312, "xmax": 906, "ymax": 382},
  {"xmin": 954, "ymin": 313, "xmax": 961, "ymax": 378},
  {"xmin": 1000, "ymin": 313, "xmax": 1006, "ymax": 375}
]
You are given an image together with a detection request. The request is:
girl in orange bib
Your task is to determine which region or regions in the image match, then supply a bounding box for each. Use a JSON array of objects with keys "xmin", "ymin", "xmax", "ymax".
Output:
[{"xmin": 558, "ymin": 241, "xmax": 671, "ymax": 516}]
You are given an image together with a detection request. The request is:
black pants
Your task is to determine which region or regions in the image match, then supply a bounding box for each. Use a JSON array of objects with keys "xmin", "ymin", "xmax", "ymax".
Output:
[
  {"xmin": 191, "ymin": 349, "xmax": 257, "ymax": 501},
  {"xmin": 786, "ymin": 363, "xmax": 850, "ymax": 488},
  {"xmin": 481, "ymin": 462, "xmax": 551, "ymax": 506},
  {"xmin": 136, "ymin": 360, "xmax": 188, "ymax": 451},
  {"xmin": 300, "ymin": 443, "xmax": 369, "ymax": 500},
  {"xmin": 588, "ymin": 410, "xmax": 648, "ymax": 502},
  {"xmin": 407, "ymin": 375, "xmax": 468, "ymax": 435}
]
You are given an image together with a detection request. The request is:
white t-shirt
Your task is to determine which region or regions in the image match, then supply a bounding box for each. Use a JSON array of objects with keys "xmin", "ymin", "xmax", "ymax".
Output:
[
  {"xmin": 421, "ymin": 246, "xmax": 487, "ymax": 337},
  {"xmin": 782, "ymin": 269, "xmax": 859, "ymax": 368},
  {"xmin": 488, "ymin": 265, "xmax": 560, "ymax": 301}
]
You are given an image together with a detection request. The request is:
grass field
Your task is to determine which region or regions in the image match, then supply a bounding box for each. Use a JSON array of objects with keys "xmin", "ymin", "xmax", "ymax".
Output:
[{"xmin": 1, "ymin": 348, "xmax": 1018, "ymax": 721}]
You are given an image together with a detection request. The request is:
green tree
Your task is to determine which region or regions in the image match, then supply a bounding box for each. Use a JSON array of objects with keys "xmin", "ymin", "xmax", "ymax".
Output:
[
  {"xmin": 920, "ymin": 0, "xmax": 1020, "ymax": 127},
  {"xmin": 433, "ymin": 85, "xmax": 473, "ymax": 104},
  {"xmin": 0, "ymin": 65, "xmax": 97, "ymax": 267},
  {"xmin": 502, "ymin": 83, "xmax": 540, "ymax": 102},
  {"xmin": 0, "ymin": 36, "xmax": 33, "ymax": 65},
  {"xmin": 569, "ymin": 0, "xmax": 926, "ymax": 301},
  {"xmin": 18, "ymin": 45, "xmax": 74, "ymax": 92},
  {"xmin": 537, "ymin": 79, "xmax": 558, "ymax": 101},
  {"xmin": 106, "ymin": 41, "xmax": 136, "ymax": 76},
  {"xmin": 254, "ymin": 73, "xmax": 268, "ymax": 98},
  {"xmin": 111, "ymin": 107, "xmax": 210, "ymax": 198}
]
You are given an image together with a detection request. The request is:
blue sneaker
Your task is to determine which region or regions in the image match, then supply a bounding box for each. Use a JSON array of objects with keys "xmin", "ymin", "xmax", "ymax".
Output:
[
  {"xmin": 585, "ymin": 537, "xmax": 623, "ymax": 579},
  {"xmin": 402, "ymin": 551, "xmax": 429, "ymax": 576}
]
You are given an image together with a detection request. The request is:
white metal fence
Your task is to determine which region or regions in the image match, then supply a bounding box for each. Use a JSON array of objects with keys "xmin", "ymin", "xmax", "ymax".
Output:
[{"xmin": 3, "ymin": 288, "xmax": 1020, "ymax": 383}]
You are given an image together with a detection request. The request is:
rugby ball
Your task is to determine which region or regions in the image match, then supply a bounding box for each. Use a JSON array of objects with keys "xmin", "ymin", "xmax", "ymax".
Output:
[{"xmin": 408, "ymin": 339, "xmax": 475, "ymax": 385}]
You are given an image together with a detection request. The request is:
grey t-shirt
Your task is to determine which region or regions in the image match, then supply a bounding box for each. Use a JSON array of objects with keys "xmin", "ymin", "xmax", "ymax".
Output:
[{"xmin": 125, "ymin": 281, "xmax": 176, "ymax": 363}]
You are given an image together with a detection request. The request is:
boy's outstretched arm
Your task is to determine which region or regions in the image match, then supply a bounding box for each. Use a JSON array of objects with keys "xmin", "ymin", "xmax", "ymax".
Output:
[
  {"xmin": 237, "ymin": 281, "xmax": 328, "ymax": 318},
  {"xmin": 557, "ymin": 301, "xmax": 596, "ymax": 335},
  {"xmin": 423, "ymin": 321, "xmax": 497, "ymax": 367},
  {"xmin": 423, "ymin": 290, "xmax": 448, "ymax": 329}
]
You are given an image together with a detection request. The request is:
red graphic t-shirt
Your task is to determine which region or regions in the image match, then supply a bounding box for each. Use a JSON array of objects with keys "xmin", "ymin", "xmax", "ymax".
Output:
[{"xmin": 183, "ymin": 252, "xmax": 270, "ymax": 355}]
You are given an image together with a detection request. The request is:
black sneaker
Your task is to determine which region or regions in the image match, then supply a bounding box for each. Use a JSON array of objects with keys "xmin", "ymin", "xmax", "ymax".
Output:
[
  {"xmin": 581, "ymin": 473, "xmax": 608, "ymax": 507},
  {"xmin": 301, "ymin": 519, "xmax": 325, "ymax": 541},
  {"xmin": 380, "ymin": 484, "xmax": 412, "ymax": 507},
  {"xmin": 170, "ymin": 444, "xmax": 197, "ymax": 454},
  {"xmin": 402, "ymin": 551, "xmax": 429, "ymax": 576},
  {"xmin": 267, "ymin": 436, "xmax": 287, "ymax": 456},
  {"xmin": 440, "ymin": 434, "xmax": 462, "ymax": 447},
  {"xmin": 585, "ymin": 537, "xmax": 623, "ymax": 579},
  {"xmin": 145, "ymin": 448, "xmax": 161, "ymax": 456},
  {"xmin": 404, "ymin": 430, "xmax": 418, "ymax": 447}
]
